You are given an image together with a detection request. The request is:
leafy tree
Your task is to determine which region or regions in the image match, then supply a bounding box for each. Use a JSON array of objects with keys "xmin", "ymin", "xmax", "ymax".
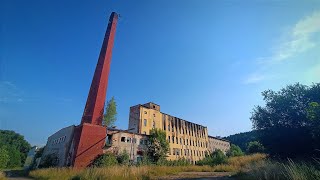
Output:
[
  {"xmin": 306, "ymin": 102, "xmax": 320, "ymax": 141},
  {"xmin": 0, "ymin": 130, "xmax": 31, "ymax": 166},
  {"xmin": 147, "ymin": 129, "xmax": 169, "ymax": 163},
  {"xmin": 0, "ymin": 146, "xmax": 9, "ymax": 169},
  {"xmin": 227, "ymin": 144, "xmax": 244, "ymax": 157},
  {"xmin": 197, "ymin": 150, "xmax": 227, "ymax": 166},
  {"xmin": 246, "ymin": 141, "xmax": 265, "ymax": 154},
  {"xmin": 226, "ymin": 130, "xmax": 259, "ymax": 151},
  {"xmin": 6, "ymin": 146, "xmax": 21, "ymax": 168},
  {"xmin": 39, "ymin": 153, "xmax": 59, "ymax": 168},
  {"xmin": 103, "ymin": 96, "xmax": 117, "ymax": 127},
  {"xmin": 117, "ymin": 149, "xmax": 130, "ymax": 165},
  {"xmin": 92, "ymin": 153, "xmax": 118, "ymax": 167},
  {"xmin": 250, "ymin": 83, "xmax": 320, "ymax": 157}
]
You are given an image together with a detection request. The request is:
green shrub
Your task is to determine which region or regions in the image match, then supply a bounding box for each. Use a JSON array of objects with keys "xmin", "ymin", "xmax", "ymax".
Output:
[
  {"xmin": 39, "ymin": 153, "xmax": 59, "ymax": 168},
  {"xmin": 117, "ymin": 150, "xmax": 130, "ymax": 165},
  {"xmin": 246, "ymin": 141, "xmax": 265, "ymax": 154},
  {"xmin": 227, "ymin": 144, "xmax": 244, "ymax": 157},
  {"xmin": 197, "ymin": 149, "xmax": 227, "ymax": 166},
  {"xmin": 92, "ymin": 153, "xmax": 118, "ymax": 167},
  {"xmin": 0, "ymin": 147, "xmax": 9, "ymax": 169}
]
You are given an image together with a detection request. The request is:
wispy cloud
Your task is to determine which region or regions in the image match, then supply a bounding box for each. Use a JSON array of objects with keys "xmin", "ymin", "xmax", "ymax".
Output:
[
  {"xmin": 244, "ymin": 11, "xmax": 320, "ymax": 85},
  {"xmin": 243, "ymin": 73, "xmax": 266, "ymax": 84},
  {"xmin": 0, "ymin": 81, "xmax": 24, "ymax": 103},
  {"xmin": 263, "ymin": 11, "xmax": 320, "ymax": 64}
]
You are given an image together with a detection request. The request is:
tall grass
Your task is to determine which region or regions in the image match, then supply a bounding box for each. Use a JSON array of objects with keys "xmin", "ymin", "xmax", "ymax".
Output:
[
  {"xmin": 236, "ymin": 159, "xmax": 320, "ymax": 180},
  {"xmin": 29, "ymin": 154, "xmax": 267, "ymax": 180},
  {"xmin": 0, "ymin": 171, "xmax": 5, "ymax": 180}
]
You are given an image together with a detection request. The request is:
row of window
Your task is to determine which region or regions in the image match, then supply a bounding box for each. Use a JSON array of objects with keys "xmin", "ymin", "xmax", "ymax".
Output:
[
  {"xmin": 143, "ymin": 119, "xmax": 156, "ymax": 128},
  {"xmin": 120, "ymin": 136, "xmax": 150, "ymax": 145},
  {"xmin": 164, "ymin": 120, "xmax": 206, "ymax": 139},
  {"xmin": 168, "ymin": 136, "xmax": 208, "ymax": 148},
  {"xmin": 51, "ymin": 135, "xmax": 67, "ymax": 145},
  {"xmin": 210, "ymin": 141, "xmax": 230, "ymax": 147},
  {"xmin": 169, "ymin": 148, "xmax": 207, "ymax": 157}
]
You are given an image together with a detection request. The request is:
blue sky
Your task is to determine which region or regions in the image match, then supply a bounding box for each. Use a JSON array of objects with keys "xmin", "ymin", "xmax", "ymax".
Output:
[{"xmin": 1, "ymin": 0, "xmax": 320, "ymax": 146}]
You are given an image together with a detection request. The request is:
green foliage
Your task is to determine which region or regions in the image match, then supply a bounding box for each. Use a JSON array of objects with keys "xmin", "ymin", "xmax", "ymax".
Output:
[
  {"xmin": 137, "ymin": 153, "xmax": 153, "ymax": 166},
  {"xmin": 103, "ymin": 96, "xmax": 117, "ymax": 127},
  {"xmin": 306, "ymin": 102, "xmax": 320, "ymax": 141},
  {"xmin": 39, "ymin": 153, "xmax": 59, "ymax": 168},
  {"xmin": 92, "ymin": 153, "xmax": 118, "ymax": 167},
  {"xmin": 227, "ymin": 144, "xmax": 244, "ymax": 157},
  {"xmin": 250, "ymin": 83, "xmax": 320, "ymax": 157},
  {"xmin": 225, "ymin": 130, "xmax": 259, "ymax": 151},
  {"xmin": 0, "ymin": 130, "xmax": 31, "ymax": 167},
  {"xmin": 117, "ymin": 150, "xmax": 130, "ymax": 165},
  {"xmin": 0, "ymin": 146, "xmax": 9, "ymax": 169},
  {"xmin": 156, "ymin": 157, "xmax": 191, "ymax": 166},
  {"xmin": 6, "ymin": 146, "xmax": 21, "ymax": 168},
  {"xmin": 197, "ymin": 149, "xmax": 227, "ymax": 166},
  {"xmin": 147, "ymin": 129, "xmax": 169, "ymax": 163},
  {"xmin": 246, "ymin": 141, "xmax": 265, "ymax": 154}
]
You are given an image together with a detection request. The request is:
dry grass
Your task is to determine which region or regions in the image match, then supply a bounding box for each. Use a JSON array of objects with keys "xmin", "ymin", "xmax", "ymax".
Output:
[
  {"xmin": 0, "ymin": 171, "xmax": 6, "ymax": 180},
  {"xmin": 29, "ymin": 154, "xmax": 267, "ymax": 180}
]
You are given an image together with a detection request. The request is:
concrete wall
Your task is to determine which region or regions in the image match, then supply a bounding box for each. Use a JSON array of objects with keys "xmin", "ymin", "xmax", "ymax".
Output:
[
  {"xmin": 41, "ymin": 125, "xmax": 75, "ymax": 167},
  {"xmin": 208, "ymin": 136, "xmax": 230, "ymax": 154},
  {"xmin": 104, "ymin": 128, "xmax": 149, "ymax": 163}
]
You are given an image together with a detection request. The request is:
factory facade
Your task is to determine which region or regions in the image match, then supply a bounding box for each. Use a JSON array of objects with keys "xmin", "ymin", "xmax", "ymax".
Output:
[{"xmin": 123, "ymin": 102, "xmax": 230, "ymax": 164}]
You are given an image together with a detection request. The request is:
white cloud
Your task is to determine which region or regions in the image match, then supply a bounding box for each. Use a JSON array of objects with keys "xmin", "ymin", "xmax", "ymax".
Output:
[
  {"xmin": 243, "ymin": 73, "xmax": 266, "ymax": 84},
  {"xmin": 245, "ymin": 11, "xmax": 320, "ymax": 85},
  {"xmin": 265, "ymin": 11, "xmax": 320, "ymax": 63}
]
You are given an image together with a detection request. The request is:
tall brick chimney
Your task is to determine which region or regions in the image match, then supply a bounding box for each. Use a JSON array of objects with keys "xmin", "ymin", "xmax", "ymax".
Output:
[{"xmin": 71, "ymin": 12, "xmax": 118, "ymax": 168}]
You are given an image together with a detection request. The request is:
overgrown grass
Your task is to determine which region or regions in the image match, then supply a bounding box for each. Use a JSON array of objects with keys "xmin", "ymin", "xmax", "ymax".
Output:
[
  {"xmin": 0, "ymin": 171, "xmax": 6, "ymax": 180},
  {"xmin": 236, "ymin": 159, "xmax": 320, "ymax": 180},
  {"xmin": 29, "ymin": 154, "xmax": 266, "ymax": 180}
]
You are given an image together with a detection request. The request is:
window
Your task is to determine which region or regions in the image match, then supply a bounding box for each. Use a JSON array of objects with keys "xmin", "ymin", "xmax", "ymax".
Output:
[
  {"xmin": 121, "ymin": 137, "xmax": 126, "ymax": 142},
  {"xmin": 153, "ymin": 114, "xmax": 156, "ymax": 117},
  {"xmin": 186, "ymin": 139, "xmax": 188, "ymax": 145},
  {"xmin": 169, "ymin": 148, "xmax": 171, "ymax": 155},
  {"xmin": 172, "ymin": 137, "xmax": 175, "ymax": 143},
  {"xmin": 152, "ymin": 121, "xmax": 155, "ymax": 128},
  {"xmin": 132, "ymin": 138, "xmax": 137, "ymax": 143},
  {"xmin": 168, "ymin": 136, "xmax": 170, "ymax": 143},
  {"xmin": 144, "ymin": 111, "xmax": 147, "ymax": 114},
  {"xmin": 176, "ymin": 137, "xmax": 178, "ymax": 144},
  {"xmin": 143, "ymin": 131, "xmax": 146, "ymax": 135},
  {"xmin": 180, "ymin": 138, "xmax": 182, "ymax": 144},
  {"xmin": 140, "ymin": 139, "xmax": 144, "ymax": 145},
  {"xmin": 127, "ymin": 137, "xmax": 131, "ymax": 143},
  {"xmin": 144, "ymin": 119, "xmax": 147, "ymax": 126}
]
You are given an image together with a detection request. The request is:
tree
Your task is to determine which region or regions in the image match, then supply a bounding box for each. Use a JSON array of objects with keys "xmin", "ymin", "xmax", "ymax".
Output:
[
  {"xmin": 117, "ymin": 149, "xmax": 130, "ymax": 165},
  {"xmin": 250, "ymin": 83, "xmax": 320, "ymax": 157},
  {"xmin": 92, "ymin": 153, "xmax": 118, "ymax": 167},
  {"xmin": 246, "ymin": 141, "xmax": 265, "ymax": 154},
  {"xmin": 39, "ymin": 153, "xmax": 59, "ymax": 168},
  {"xmin": 0, "ymin": 130, "xmax": 31, "ymax": 167},
  {"xmin": 197, "ymin": 150, "xmax": 227, "ymax": 166},
  {"xmin": 0, "ymin": 146, "xmax": 9, "ymax": 169},
  {"xmin": 103, "ymin": 96, "xmax": 117, "ymax": 127},
  {"xmin": 306, "ymin": 102, "xmax": 320, "ymax": 141},
  {"xmin": 226, "ymin": 130, "xmax": 259, "ymax": 151},
  {"xmin": 147, "ymin": 129, "xmax": 169, "ymax": 163},
  {"xmin": 227, "ymin": 144, "xmax": 244, "ymax": 157},
  {"xmin": 6, "ymin": 146, "xmax": 21, "ymax": 168}
]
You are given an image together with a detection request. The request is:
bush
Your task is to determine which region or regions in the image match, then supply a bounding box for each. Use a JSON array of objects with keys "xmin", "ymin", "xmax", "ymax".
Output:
[
  {"xmin": 92, "ymin": 153, "xmax": 118, "ymax": 167},
  {"xmin": 6, "ymin": 146, "xmax": 21, "ymax": 168},
  {"xmin": 197, "ymin": 149, "xmax": 227, "ymax": 166},
  {"xmin": 39, "ymin": 153, "xmax": 59, "ymax": 168},
  {"xmin": 227, "ymin": 144, "xmax": 244, "ymax": 157},
  {"xmin": 246, "ymin": 141, "xmax": 265, "ymax": 154},
  {"xmin": 117, "ymin": 150, "xmax": 130, "ymax": 165},
  {"xmin": 0, "ymin": 147, "xmax": 9, "ymax": 169}
]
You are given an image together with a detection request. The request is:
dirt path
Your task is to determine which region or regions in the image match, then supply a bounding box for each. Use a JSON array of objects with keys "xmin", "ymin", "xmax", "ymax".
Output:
[{"xmin": 155, "ymin": 172, "xmax": 236, "ymax": 180}]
